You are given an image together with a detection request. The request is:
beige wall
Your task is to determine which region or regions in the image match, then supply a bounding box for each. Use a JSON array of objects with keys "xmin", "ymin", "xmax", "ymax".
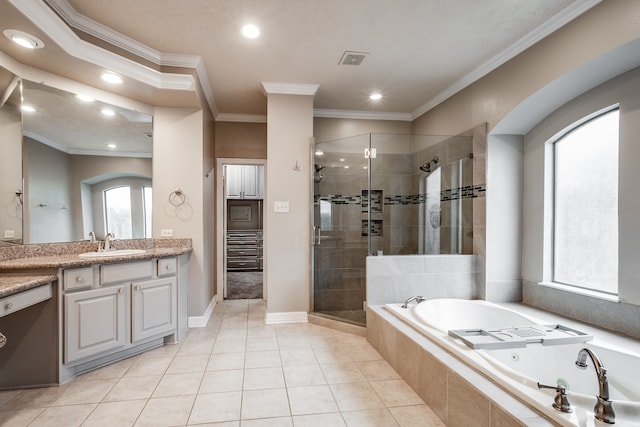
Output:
[
  {"xmin": 265, "ymin": 93, "xmax": 314, "ymax": 315},
  {"xmin": 153, "ymin": 107, "xmax": 210, "ymax": 317},
  {"xmin": 203, "ymin": 106, "xmax": 216, "ymax": 309},
  {"xmin": 314, "ymin": 117, "xmax": 411, "ymax": 142},
  {"xmin": 0, "ymin": 102, "xmax": 22, "ymax": 242},
  {"xmin": 412, "ymin": 0, "xmax": 640, "ymax": 136},
  {"xmin": 215, "ymin": 122, "xmax": 267, "ymax": 159}
]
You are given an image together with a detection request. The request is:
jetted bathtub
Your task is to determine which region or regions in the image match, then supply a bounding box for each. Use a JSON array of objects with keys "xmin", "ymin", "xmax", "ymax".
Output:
[{"xmin": 385, "ymin": 298, "xmax": 640, "ymax": 426}]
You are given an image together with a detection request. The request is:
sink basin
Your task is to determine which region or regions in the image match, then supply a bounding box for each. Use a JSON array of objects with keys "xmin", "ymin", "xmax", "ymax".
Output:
[{"xmin": 78, "ymin": 249, "xmax": 147, "ymax": 258}]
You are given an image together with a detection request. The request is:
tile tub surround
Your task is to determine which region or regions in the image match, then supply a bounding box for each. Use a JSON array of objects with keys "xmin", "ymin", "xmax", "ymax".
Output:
[
  {"xmin": 367, "ymin": 305, "xmax": 558, "ymax": 427},
  {"xmin": 366, "ymin": 254, "xmax": 477, "ymax": 305},
  {"xmin": 0, "ymin": 299, "xmax": 446, "ymax": 426}
]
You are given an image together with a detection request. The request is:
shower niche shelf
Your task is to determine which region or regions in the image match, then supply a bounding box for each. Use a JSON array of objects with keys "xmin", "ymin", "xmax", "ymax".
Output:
[{"xmin": 448, "ymin": 324, "xmax": 593, "ymax": 350}]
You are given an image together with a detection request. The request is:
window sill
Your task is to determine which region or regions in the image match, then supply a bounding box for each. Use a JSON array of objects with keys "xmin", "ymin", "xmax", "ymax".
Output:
[{"xmin": 537, "ymin": 281, "xmax": 620, "ymax": 303}]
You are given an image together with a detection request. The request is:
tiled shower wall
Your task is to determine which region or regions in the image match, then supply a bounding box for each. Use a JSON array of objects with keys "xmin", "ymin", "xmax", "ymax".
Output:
[{"xmin": 313, "ymin": 124, "xmax": 488, "ymax": 317}]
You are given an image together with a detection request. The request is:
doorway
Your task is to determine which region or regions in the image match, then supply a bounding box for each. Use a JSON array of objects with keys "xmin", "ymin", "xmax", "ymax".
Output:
[{"xmin": 216, "ymin": 159, "xmax": 266, "ymax": 302}]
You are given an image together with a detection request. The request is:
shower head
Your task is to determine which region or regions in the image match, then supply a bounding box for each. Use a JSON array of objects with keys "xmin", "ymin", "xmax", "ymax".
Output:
[{"xmin": 419, "ymin": 156, "xmax": 439, "ymax": 173}]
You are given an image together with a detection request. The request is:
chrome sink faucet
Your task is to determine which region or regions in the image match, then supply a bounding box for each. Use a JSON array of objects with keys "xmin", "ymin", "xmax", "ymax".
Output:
[
  {"xmin": 575, "ymin": 347, "xmax": 615, "ymax": 424},
  {"xmin": 103, "ymin": 233, "xmax": 115, "ymax": 251},
  {"xmin": 402, "ymin": 296, "xmax": 426, "ymax": 309}
]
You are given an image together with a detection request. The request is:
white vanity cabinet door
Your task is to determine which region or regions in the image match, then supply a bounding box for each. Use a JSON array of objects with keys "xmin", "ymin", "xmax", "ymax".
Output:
[
  {"xmin": 226, "ymin": 165, "xmax": 244, "ymax": 199},
  {"xmin": 64, "ymin": 285, "xmax": 126, "ymax": 363},
  {"xmin": 131, "ymin": 277, "xmax": 177, "ymax": 342}
]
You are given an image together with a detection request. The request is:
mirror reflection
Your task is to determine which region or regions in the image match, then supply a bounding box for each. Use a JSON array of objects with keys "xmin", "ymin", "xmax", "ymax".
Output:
[{"xmin": 0, "ymin": 72, "xmax": 153, "ymax": 245}]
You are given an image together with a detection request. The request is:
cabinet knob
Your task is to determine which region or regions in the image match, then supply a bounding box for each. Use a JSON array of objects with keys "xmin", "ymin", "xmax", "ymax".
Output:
[
  {"xmin": 4, "ymin": 302, "xmax": 13, "ymax": 310},
  {"xmin": 165, "ymin": 265, "xmax": 170, "ymax": 270},
  {"xmin": 76, "ymin": 276, "xmax": 84, "ymax": 283},
  {"xmin": 134, "ymin": 285, "xmax": 140, "ymax": 291},
  {"xmin": 0, "ymin": 333, "xmax": 6, "ymax": 348},
  {"xmin": 119, "ymin": 288, "xmax": 125, "ymax": 293}
]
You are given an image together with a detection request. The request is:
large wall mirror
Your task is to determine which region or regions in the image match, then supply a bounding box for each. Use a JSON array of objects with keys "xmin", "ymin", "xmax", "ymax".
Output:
[{"xmin": 0, "ymin": 67, "xmax": 152, "ymax": 246}]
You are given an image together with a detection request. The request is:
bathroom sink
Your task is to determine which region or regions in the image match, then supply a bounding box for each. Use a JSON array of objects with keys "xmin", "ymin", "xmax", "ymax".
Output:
[{"xmin": 78, "ymin": 249, "xmax": 147, "ymax": 258}]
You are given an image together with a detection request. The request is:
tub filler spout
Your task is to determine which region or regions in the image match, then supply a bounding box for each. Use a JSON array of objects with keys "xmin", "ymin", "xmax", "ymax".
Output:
[
  {"xmin": 575, "ymin": 347, "xmax": 615, "ymax": 424},
  {"xmin": 401, "ymin": 296, "xmax": 425, "ymax": 309}
]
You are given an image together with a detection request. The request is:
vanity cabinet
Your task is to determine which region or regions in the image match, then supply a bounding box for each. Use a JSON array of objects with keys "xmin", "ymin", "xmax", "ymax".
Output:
[
  {"xmin": 64, "ymin": 285, "xmax": 126, "ymax": 363},
  {"xmin": 131, "ymin": 276, "xmax": 176, "ymax": 342},
  {"xmin": 62, "ymin": 258, "xmax": 178, "ymax": 365},
  {"xmin": 226, "ymin": 165, "xmax": 264, "ymax": 199}
]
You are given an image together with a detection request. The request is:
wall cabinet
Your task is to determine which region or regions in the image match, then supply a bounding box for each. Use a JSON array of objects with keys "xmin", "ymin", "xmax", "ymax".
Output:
[
  {"xmin": 226, "ymin": 165, "xmax": 264, "ymax": 199},
  {"xmin": 62, "ymin": 258, "xmax": 179, "ymax": 365}
]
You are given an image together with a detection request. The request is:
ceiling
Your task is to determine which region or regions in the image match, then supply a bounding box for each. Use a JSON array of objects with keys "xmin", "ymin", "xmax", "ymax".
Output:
[{"xmin": 1, "ymin": 0, "xmax": 600, "ymax": 122}]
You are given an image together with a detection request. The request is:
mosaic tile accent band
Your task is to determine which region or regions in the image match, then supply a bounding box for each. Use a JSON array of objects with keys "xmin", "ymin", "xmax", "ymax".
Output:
[{"xmin": 314, "ymin": 184, "xmax": 486, "ymax": 205}]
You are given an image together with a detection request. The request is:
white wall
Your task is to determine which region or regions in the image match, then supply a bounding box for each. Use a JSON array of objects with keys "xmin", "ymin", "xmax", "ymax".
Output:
[
  {"xmin": 265, "ymin": 93, "xmax": 314, "ymax": 318},
  {"xmin": 485, "ymin": 134, "xmax": 523, "ymax": 302}
]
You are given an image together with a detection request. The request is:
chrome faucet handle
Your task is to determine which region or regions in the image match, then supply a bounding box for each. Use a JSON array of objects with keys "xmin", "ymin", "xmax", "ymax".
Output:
[
  {"xmin": 401, "ymin": 296, "xmax": 426, "ymax": 309},
  {"xmin": 537, "ymin": 382, "xmax": 573, "ymax": 413},
  {"xmin": 88, "ymin": 231, "xmax": 97, "ymax": 242}
]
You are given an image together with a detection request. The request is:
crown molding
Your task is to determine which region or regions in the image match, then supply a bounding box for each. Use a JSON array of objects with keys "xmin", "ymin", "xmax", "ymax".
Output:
[
  {"xmin": 314, "ymin": 109, "xmax": 412, "ymax": 122},
  {"xmin": 23, "ymin": 130, "xmax": 70, "ymax": 154},
  {"xmin": 10, "ymin": 0, "xmax": 196, "ymax": 91},
  {"xmin": 262, "ymin": 82, "xmax": 319, "ymax": 96},
  {"xmin": 69, "ymin": 149, "xmax": 152, "ymax": 158},
  {"xmin": 411, "ymin": 0, "xmax": 602, "ymax": 120},
  {"xmin": 216, "ymin": 113, "xmax": 267, "ymax": 123}
]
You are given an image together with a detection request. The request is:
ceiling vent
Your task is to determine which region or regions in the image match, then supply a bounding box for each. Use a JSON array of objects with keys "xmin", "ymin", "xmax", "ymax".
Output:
[{"xmin": 339, "ymin": 51, "xmax": 369, "ymax": 66}]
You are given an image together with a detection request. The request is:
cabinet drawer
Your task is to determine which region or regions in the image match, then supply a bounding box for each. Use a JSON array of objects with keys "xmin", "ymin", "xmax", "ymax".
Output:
[
  {"xmin": 227, "ymin": 259, "xmax": 259, "ymax": 270},
  {"xmin": 228, "ymin": 247, "xmax": 258, "ymax": 257},
  {"xmin": 101, "ymin": 261, "xmax": 153, "ymax": 285},
  {"xmin": 157, "ymin": 258, "xmax": 177, "ymax": 277},
  {"xmin": 64, "ymin": 267, "xmax": 94, "ymax": 291},
  {"xmin": 0, "ymin": 284, "xmax": 53, "ymax": 318}
]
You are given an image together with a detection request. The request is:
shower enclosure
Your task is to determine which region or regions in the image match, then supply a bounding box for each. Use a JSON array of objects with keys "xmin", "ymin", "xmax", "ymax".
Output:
[{"xmin": 312, "ymin": 132, "xmax": 481, "ymax": 325}]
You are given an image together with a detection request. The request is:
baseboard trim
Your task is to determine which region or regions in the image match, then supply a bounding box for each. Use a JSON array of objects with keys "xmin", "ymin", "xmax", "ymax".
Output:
[
  {"xmin": 187, "ymin": 296, "xmax": 216, "ymax": 328},
  {"xmin": 265, "ymin": 311, "xmax": 308, "ymax": 324}
]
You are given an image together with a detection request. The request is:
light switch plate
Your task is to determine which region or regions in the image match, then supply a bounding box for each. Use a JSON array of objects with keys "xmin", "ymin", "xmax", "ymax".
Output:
[{"xmin": 274, "ymin": 201, "xmax": 290, "ymax": 213}]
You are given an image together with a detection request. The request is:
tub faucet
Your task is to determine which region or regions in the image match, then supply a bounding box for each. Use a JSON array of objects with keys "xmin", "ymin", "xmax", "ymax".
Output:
[
  {"xmin": 402, "ymin": 296, "xmax": 426, "ymax": 309},
  {"xmin": 575, "ymin": 347, "xmax": 615, "ymax": 424}
]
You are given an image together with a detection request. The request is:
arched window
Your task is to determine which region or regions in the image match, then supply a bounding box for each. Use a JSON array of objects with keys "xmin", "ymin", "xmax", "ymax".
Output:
[
  {"xmin": 553, "ymin": 107, "xmax": 619, "ymax": 294},
  {"xmin": 104, "ymin": 186, "xmax": 133, "ymax": 239}
]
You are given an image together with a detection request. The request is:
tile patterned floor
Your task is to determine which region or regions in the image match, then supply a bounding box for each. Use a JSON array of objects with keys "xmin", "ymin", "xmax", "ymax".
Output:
[{"xmin": 0, "ymin": 299, "xmax": 446, "ymax": 426}]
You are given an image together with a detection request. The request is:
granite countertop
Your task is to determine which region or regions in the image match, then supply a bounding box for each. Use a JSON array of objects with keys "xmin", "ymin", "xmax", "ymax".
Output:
[
  {"xmin": 0, "ymin": 246, "xmax": 192, "ymax": 271},
  {"xmin": 0, "ymin": 274, "xmax": 57, "ymax": 298}
]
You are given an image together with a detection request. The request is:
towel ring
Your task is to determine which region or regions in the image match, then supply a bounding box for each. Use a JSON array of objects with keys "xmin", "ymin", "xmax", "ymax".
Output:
[{"xmin": 169, "ymin": 189, "xmax": 185, "ymax": 206}]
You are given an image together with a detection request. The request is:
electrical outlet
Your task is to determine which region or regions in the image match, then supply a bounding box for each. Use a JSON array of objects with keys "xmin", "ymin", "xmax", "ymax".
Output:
[
  {"xmin": 160, "ymin": 229, "xmax": 174, "ymax": 237},
  {"xmin": 3, "ymin": 230, "xmax": 15, "ymax": 239}
]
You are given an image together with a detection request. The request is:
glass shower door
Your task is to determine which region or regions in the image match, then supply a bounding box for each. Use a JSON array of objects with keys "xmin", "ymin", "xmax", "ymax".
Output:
[{"xmin": 312, "ymin": 134, "xmax": 370, "ymax": 325}]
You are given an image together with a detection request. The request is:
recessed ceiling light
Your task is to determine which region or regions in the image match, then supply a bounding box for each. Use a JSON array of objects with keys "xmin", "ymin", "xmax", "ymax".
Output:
[
  {"xmin": 315, "ymin": 150, "xmax": 324, "ymax": 156},
  {"xmin": 369, "ymin": 93, "xmax": 382, "ymax": 101},
  {"xmin": 3, "ymin": 29, "xmax": 45, "ymax": 49},
  {"xmin": 101, "ymin": 108, "xmax": 116, "ymax": 116},
  {"xmin": 242, "ymin": 24, "xmax": 260, "ymax": 39},
  {"xmin": 344, "ymin": 165, "xmax": 350, "ymax": 169},
  {"xmin": 339, "ymin": 158, "xmax": 345, "ymax": 162},
  {"xmin": 107, "ymin": 143, "xmax": 117, "ymax": 149},
  {"xmin": 101, "ymin": 73, "xmax": 123, "ymax": 84},
  {"xmin": 75, "ymin": 94, "xmax": 95, "ymax": 102},
  {"xmin": 21, "ymin": 105, "xmax": 36, "ymax": 113}
]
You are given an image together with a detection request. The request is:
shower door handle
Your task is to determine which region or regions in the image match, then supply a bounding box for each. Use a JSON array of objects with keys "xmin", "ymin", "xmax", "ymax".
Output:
[{"xmin": 312, "ymin": 226, "xmax": 321, "ymax": 246}]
